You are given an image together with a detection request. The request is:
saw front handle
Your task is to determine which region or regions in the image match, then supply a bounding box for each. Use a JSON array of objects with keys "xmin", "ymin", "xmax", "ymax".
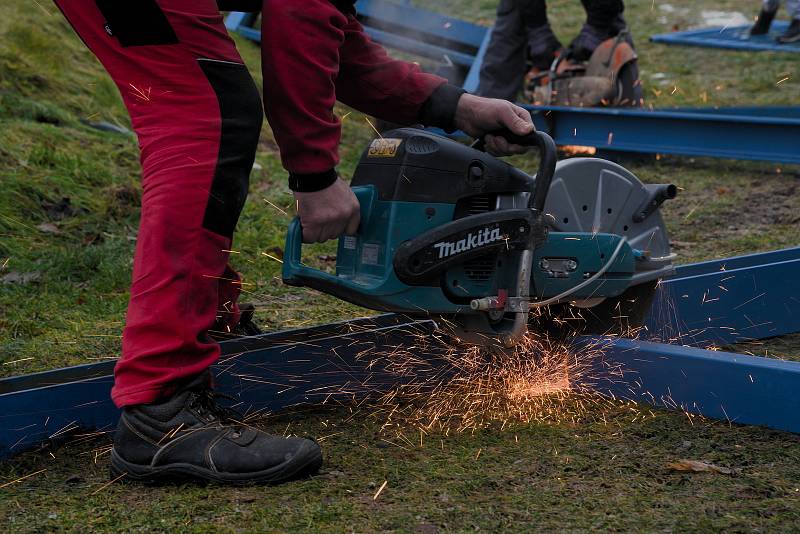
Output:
[
  {"xmin": 472, "ymin": 130, "xmax": 557, "ymax": 213},
  {"xmin": 282, "ymin": 186, "xmax": 376, "ymax": 297}
]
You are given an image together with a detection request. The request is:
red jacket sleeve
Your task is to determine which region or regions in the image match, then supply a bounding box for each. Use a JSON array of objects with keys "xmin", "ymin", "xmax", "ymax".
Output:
[
  {"xmin": 260, "ymin": 0, "xmax": 452, "ymax": 191},
  {"xmin": 335, "ymin": 15, "xmax": 447, "ymax": 125}
]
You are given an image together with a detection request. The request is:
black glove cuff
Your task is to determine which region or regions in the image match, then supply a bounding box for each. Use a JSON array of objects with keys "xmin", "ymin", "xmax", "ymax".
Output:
[
  {"xmin": 329, "ymin": 0, "xmax": 357, "ymax": 15},
  {"xmin": 289, "ymin": 169, "xmax": 338, "ymax": 193},
  {"xmin": 419, "ymin": 83, "xmax": 466, "ymax": 133}
]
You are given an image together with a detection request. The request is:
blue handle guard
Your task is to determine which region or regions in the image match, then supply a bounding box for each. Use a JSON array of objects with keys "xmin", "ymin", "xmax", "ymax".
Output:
[{"xmin": 282, "ymin": 186, "xmax": 375, "ymax": 290}]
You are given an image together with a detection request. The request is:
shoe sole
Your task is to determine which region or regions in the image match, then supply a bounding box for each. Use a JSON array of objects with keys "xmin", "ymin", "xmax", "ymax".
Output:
[
  {"xmin": 778, "ymin": 35, "xmax": 800, "ymax": 43},
  {"xmin": 109, "ymin": 441, "xmax": 323, "ymax": 486}
]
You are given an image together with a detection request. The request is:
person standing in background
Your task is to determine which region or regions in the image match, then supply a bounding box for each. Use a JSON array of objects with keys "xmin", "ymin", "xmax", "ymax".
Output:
[
  {"xmin": 477, "ymin": 0, "xmax": 628, "ymax": 100},
  {"xmin": 751, "ymin": 0, "xmax": 800, "ymax": 43}
]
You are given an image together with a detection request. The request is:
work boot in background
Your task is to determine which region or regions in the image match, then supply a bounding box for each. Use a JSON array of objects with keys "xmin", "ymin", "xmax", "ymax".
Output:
[
  {"xmin": 111, "ymin": 372, "xmax": 323, "ymax": 485},
  {"xmin": 777, "ymin": 18, "xmax": 800, "ymax": 43}
]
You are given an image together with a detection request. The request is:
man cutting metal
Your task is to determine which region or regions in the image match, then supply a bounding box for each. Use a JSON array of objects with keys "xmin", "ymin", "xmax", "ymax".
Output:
[{"xmin": 53, "ymin": 0, "xmax": 537, "ymax": 485}]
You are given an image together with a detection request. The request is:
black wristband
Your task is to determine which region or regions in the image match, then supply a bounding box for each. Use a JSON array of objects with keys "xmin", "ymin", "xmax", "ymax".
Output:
[
  {"xmin": 329, "ymin": 0, "xmax": 357, "ymax": 15},
  {"xmin": 418, "ymin": 83, "xmax": 466, "ymax": 133},
  {"xmin": 215, "ymin": 1, "xmax": 262, "ymax": 12},
  {"xmin": 288, "ymin": 169, "xmax": 338, "ymax": 193}
]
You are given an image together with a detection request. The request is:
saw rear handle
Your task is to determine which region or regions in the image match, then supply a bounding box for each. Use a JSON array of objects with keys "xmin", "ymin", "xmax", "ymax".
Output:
[{"xmin": 471, "ymin": 130, "xmax": 557, "ymax": 213}]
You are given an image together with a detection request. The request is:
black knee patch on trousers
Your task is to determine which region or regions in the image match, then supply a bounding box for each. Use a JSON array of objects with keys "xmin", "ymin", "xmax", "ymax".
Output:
[
  {"xmin": 95, "ymin": 0, "xmax": 179, "ymax": 47},
  {"xmin": 198, "ymin": 59, "xmax": 263, "ymax": 238}
]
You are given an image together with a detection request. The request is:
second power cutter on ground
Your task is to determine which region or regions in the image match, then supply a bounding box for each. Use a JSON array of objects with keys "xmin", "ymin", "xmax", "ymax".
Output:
[{"xmin": 283, "ymin": 128, "xmax": 677, "ymax": 346}]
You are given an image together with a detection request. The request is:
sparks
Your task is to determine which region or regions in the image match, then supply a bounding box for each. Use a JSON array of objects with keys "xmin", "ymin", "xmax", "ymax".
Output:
[
  {"xmin": 263, "ymin": 198, "xmax": 289, "ymax": 216},
  {"xmin": 364, "ymin": 117, "xmax": 383, "ymax": 138},
  {"xmin": 0, "ymin": 468, "xmax": 47, "ymax": 489},
  {"xmin": 373, "ymin": 480, "xmax": 388, "ymax": 500},
  {"xmin": 128, "ymin": 83, "xmax": 152, "ymax": 102},
  {"xmin": 261, "ymin": 252, "xmax": 284, "ymax": 264}
]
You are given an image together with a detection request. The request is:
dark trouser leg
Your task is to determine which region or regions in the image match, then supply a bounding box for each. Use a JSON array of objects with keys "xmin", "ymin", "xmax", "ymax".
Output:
[
  {"xmin": 476, "ymin": 0, "xmax": 530, "ymax": 99},
  {"xmin": 522, "ymin": 0, "xmax": 562, "ymax": 71},
  {"xmin": 569, "ymin": 0, "xmax": 628, "ymax": 60},
  {"xmin": 581, "ymin": 0, "xmax": 626, "ymax": 32},
  {"xmin": 54, "ymin": 0, "xmax": 263, "ymax": 407},
  {"xmin": 478, "ymin": 0, "xmax": 560, "ymax": 98},
  {"xmin": 212, "ymin": 265, "xmax": 244, "ymax": 335}
]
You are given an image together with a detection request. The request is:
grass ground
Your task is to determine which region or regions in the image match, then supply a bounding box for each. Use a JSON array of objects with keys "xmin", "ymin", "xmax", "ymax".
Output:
[{"xmin": 1, "ymin": 0, "xmax": 799, "ymax": 531}]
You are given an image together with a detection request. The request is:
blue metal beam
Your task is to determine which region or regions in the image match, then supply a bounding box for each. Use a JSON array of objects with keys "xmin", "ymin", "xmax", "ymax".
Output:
[
  {"xmin": 646, "ymin": 247, "xmax": 800, "ymax": 347},
  {"xmin": 523, "ymin": 105, "xmax": 800, "ymax": 164},
  {"xmin": 223, "ymin": 12, "xmax": 256, "ymax": 32},
  {"xmin": 225, "ymin": 1, "xmax": 487, "ymax": 66},
  {"xmin": 225, "ymin": 7, "xmax": 800, "ymax": 166},
  {"xmin": 355, "ymin": 0, "xmax": 486, "ymax": 49},
  {"xmin": 0, "ymin": 315, "xmax": 438, "ymax": 460},
  {"xmin": 462, "ymin": 23, "xmax": 493, "ymax": 93},
  {"xmin": 578, "ymin": 336, "xmax": 800, "ymax": 434},
  {"xmin": 651, "ymin": 21, "xmax": 800, "ymax": 53},
  {"xmin": 668, "ymin": 106, "xmax": 800, "ymax": 119},
  {"xmin": 234, "ymin": 25, "xmax": 263, "ymax": 44},
  {"xmin": 361, "ymin": 27, "xmax": 475, "ymax": 67},
  {"xmin": 2, "ymin": 248, "xmax": 800, "ymax": 459},
  {"xmin": 669, "ymin": 246, "xmax": 800, "ymax": 279}
]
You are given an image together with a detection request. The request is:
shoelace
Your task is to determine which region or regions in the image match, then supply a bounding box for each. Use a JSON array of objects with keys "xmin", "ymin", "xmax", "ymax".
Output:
[{"xmin": 190, "ymin": 389, "xmax": 244, "ymax": 426}]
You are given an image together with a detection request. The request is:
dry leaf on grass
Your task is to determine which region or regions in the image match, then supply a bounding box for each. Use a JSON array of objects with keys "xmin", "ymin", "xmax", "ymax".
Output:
[
  {"xmin": 1, "ymin": 271, "xmax": 41, "ymax": 285},
  {"xmin": 36, "ymin": 222, "xmax": 61, "ymax": 234},
  {"xmin": 667, "ymin": 459, "xmax": 739, "ymax": 475}
]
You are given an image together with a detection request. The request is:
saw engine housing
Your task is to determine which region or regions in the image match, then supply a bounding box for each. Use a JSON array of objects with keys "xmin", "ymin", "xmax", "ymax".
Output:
[{"xmin": 283, "ymin": 128, "xmax": 676, "ymax": 343}]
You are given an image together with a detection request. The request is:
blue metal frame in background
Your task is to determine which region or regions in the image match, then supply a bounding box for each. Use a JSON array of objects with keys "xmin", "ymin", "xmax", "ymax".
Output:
[
  {"xmin": 226, "ymin": 0, "xmax": 484, "ymax": 68},
  {"xmin": 3, "ymin": 248, "xmax": 800, "ymax": 460},
  {"xmin": 522, "ymin": 105, "xmax": 800, "ymax": 165},
  {"xmin": 651, "ymin": 21, "xmax": 800, "ymax": 53},
  {"xmin": 226, "ymin": 1, "xmax": 800, "ymax": 165}
]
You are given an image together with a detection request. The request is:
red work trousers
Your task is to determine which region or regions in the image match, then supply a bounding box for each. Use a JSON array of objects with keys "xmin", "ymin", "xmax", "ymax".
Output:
[{"xmin": 54, "ymin": 0, "xmax": 262, "ymax": 407}]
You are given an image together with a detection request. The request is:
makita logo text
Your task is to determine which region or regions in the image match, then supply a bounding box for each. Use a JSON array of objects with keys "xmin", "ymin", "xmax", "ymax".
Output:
[{"xmin": 433, "ymin": 227, "xmax": 502, "ymax": 259}]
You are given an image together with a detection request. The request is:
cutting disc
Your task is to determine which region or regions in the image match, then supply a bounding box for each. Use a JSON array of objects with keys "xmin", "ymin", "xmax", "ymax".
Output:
[
  {"xmin": 448, "ymin": 157, "xmax": 675, "ymax": 344},
  {"xmin": 537, "ymin": 157, "xmax": 674, "ymax": 335}
]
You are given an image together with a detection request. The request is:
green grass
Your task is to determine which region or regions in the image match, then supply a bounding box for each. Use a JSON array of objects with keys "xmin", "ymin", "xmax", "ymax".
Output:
[
  {"xmin": 5, "ymin": 405, "xmax": 800, "ymax": 532},
  {"xmin": 1, "ymin": 0, "xmax": 800, "ymax": 531}
]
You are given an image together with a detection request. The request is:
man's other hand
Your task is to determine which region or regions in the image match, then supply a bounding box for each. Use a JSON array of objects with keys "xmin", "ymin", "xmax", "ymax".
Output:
[
  {"xmin": 453, "ymin": 94, "xmax": 536, "ymax": 156},
  {"xmin": 294, "ymin": 177, "xmax": 361, "ymax": 243}
]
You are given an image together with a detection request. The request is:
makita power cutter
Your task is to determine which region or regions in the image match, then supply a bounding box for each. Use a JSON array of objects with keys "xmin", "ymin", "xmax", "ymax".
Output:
[{"xmin": 283, "ymin": 129, "xmax": 676, "ymax": 347}]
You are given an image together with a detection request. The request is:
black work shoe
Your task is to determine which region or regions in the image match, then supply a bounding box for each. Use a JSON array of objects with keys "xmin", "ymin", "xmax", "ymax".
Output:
[
  {"xmin": 110, "ymin": 373, "xmax": 322, "ymax": 485},
  {"xmin": 750, "ymin": 8, "xmax": 777, "ymax": 35},
  {"xmin": 777, "ymin": 19, "xmax": 800, "ymax": 43},
  {"xmin": 209, "ymin": 303, "xmax": 264, "ymax": 341},
  {"xmin": 231, "ymin": 303, "xmax": 263, "ymax": 337}
]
